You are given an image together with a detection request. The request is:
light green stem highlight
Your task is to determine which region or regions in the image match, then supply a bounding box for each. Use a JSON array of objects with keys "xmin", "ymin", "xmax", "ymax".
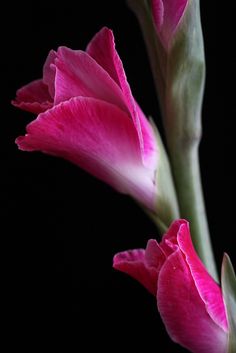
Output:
[{"xmin": 171, "ymin": 143, "xmax": 217, "ymax": 280}]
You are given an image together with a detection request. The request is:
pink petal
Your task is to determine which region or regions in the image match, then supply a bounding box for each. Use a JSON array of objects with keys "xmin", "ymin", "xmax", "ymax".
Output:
[
  {"xmin": 158, "ymin": 249, "xmax": 228, "ymax": 353},
  {"xmin": 159, "ymin": 219, "xmax": 184, "ymax": 256},
  {"xmin": 151, "ymin": 0, "xmax": 164, "ymax": 31},
  {"xmin": 145, "ymin": 239, "xmax": 166, "ymax": 268},
  {"xmin": 152, "ymin": 0, "xmax": 188, "ymax": 48},
  {"xmin": 177, "ymin": 222, "xmax": 228, "ymax": 331},
  {"xmin": 53, "ymin": 46, "xmax": 127, "ymax": 113},
  {"xmin": 86, "ymin": 28, "xmax": 136, "ymax": 123},
  {"xmin": 16, "ymin": 97, "xmax": 156, "ymax": 210},
  {"xmin": 12, "ymin": 79, "xmax": 53, "ymax": 114},
  {"xmin": 42, "ymin": 50, "xmax": 57, "ymax": 98},
  {"xmin": 113, "ymin": 239, "xmax": 165, "ymax": 295},
  {"xmin": 135, "ymin": 103, "xmax": 158, "ymax": 170},
  {"xmin": 86, "ymin": 27, "xmax": 157, "ymax": 169},
  {"xmin": 86, "ymin": 27, "xmax": 123, "ymax": 87}
]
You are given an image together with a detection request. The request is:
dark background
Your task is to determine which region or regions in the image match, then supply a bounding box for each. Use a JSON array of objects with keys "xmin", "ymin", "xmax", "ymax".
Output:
[{"xmin": 2, "ymin": 1, "xmax": 235, "ymax": 352}]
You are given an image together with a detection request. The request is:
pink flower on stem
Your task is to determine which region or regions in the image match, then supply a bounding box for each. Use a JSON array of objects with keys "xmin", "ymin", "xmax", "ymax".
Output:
[
  {"xmin": 13, "ymin": 27, "xmax": 158, "ymax": 211},
  {"xmin": 113, "ymin": 220, "xmax": 228, "ymax": 353},
  {"xmin": 151, "ymin": 0, "xmax": 188, "ymax": 48}
]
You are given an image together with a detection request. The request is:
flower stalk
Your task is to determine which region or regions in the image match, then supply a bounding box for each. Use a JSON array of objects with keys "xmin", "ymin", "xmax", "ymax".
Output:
[{"xmin": 127, "ymin": 0, "xmax": 218, "ymax": 281}]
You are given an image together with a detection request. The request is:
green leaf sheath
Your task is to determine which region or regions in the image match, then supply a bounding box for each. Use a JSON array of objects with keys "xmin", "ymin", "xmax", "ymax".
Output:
[{"xmin": 222, "ymin": 254, "xmax": 236, "ymax": 353}]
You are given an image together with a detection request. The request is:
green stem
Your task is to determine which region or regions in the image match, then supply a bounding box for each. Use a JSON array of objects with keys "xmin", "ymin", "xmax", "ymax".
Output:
[{"xmin": 171, "ymin": 143, "xmax": 218, "ymax": 281}]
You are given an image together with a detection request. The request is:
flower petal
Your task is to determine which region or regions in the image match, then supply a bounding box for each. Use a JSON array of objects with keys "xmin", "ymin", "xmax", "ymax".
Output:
[
  {"xmin": 159, "ymin": 219, "xmax": 183, "ymax": 256},
  {"xmin": 86, "ymin": 27, "xmax": 123, "ymax": 88},
  {"xmin": 16, "ymin": 97, "xmax": 156, "ymax": 210},
  {"xmin": 145, "ymin": 239, "xmax": 166, "ymax": 268},
  {"xmin": 113, "ymin": 239, "xmax": 165, "ymax": 295},
  {"xmin": 135, "ymin": 103, "xmax": 158, "ymax": 170},
  {"xmin": 177, "ymin": 222, "xmax": 228, "ymax": 331},
  {"xmin": 53, "ymin": 46, "xmax": 127, "ymax": 114},
  {"xmin": 42, "ymin": 50, "xmax": 57, "ymax": 98},
  {"xmin": 158, "ymin": 249, "xmax": 227, "ymax": 353},
  {"xmin": 151, "ymin": 0, "xmax": 164, "ymax": 31},
  {"xmin": 86, "ymin": 28, "xmax": 137, "ymax": 123},
  {"xmin": 86, "ymin": 27, "xmax": 157, "ymax": 169},
  {"xmin": 12, "ymin": 79, "xmax": 53, "ymax": 114}
]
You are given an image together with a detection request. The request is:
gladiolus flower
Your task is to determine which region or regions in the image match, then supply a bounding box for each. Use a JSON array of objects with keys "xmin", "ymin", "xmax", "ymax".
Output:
[
  {"xmin": 13, "ymin": 27, "xmax": 158, "ymax": 211},
  {"xmin": 113, "ymin": 220, "xmax": 228, "ymax": 353},
  {"xmin": 151, "ymin": 0, "xmax": 188, "ymax": 48}
]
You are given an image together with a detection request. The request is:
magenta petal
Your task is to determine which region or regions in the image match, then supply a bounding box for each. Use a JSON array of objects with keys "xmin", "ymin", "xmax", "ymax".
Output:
[
  {"xmin": 152, "ymin": 0, "xmax": 188, "ymax": 48},
  {"xmin": 87, "ymin": 27, "xmax": 141, "ymax": 148},
  {"xmin": 158, "ymin": 219, "xmax": 184, "ymax": 256},
  {"xmin": 53, "ymin": 46, "xmax": 127, "ymax": 113},
  {"xmin": 145, "ymin": 239, "xmax": 166, "ymax": 268},
  {"xmin": 113, "ymin": 239, "xmax": 165, "ymax": 295},
  {"xmin": 113, "ymin": 249, "xmax": 157, "ymax": 295},
  {"xmin": 86, "ymin": 28, "xmax": 136, "ymax": 119},
  {"xmin": 86, "ymin": 27, "xmax": 123, "ymax": 87},
  {"xmin": 177, "ymin": 222, "xmax": 228, "ymax": 331},
  {"xmin": 158, "ymin": 249, "xmax": 227, "ymax": 353},
  {"xmin": 42, "ymin": 50, "xmax": 57, "ymax": 98},
  {"xmin": 12, "ymin": 79, "xmax": 53, "ymax": 114},
  {"xmin": 16, "ymin": 97, "xmax": 156, "ymax": 209},
  {"xmin": 151, "ymin": 0, "xmax": 164, "ymax": 32},
  {"xmin": 87, "ymin": 28, "xmax": 158, "ymax": 168},
  {"xmin": 135, "ymin": 103, "xmax": 158, "ymax": 170}
]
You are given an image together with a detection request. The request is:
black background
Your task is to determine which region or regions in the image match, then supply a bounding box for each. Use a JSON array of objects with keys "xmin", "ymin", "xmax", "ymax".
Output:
[{"xmin": 2, "ymin": 1, "xmax": 235, "ymax": 352}]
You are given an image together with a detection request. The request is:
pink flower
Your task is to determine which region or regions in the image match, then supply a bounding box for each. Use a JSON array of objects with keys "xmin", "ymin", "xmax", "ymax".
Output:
[
  {"xmin": 13, "ymin": 27, "xmax": 158, "ymax": 211},
  {"xmin": 113, "ymin": 220, "xmax": 228, "ymax": 353},
  {"xmin": 151, "ymin": 0, "xmax": 188, "ymax": 48}
]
